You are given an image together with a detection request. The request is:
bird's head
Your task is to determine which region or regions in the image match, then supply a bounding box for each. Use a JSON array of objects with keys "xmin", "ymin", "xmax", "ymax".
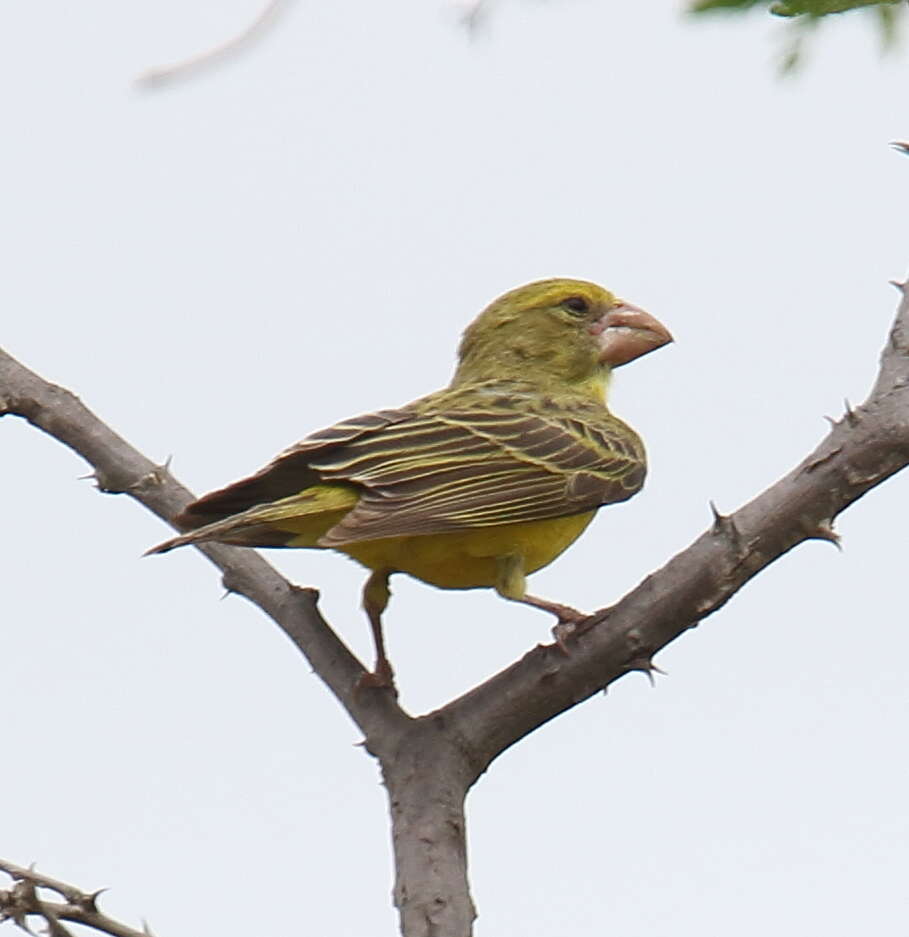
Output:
[{"xmin": 453, "ymin": 278, "xmax": 672, "ymax": 396}]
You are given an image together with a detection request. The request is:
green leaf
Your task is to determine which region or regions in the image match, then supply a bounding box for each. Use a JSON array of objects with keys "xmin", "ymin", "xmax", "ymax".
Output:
[
  {"xmin": 688, "ymin": 0, "xmax": 767, "ymax": 11},
  {"xmin": 770, "ymin": 0, "xmax": 901, "ymax": 17},
  {"xmin": 688, "ymin": 0, "xmax": 905, "ymax": 71},
  {"xmin": 689, "ymin": 0, "xmax": 904, "ymax": 15}
]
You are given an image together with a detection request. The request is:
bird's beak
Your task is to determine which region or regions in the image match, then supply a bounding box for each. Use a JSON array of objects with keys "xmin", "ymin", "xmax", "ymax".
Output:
[{"xmin": 594, "ymin": 302, "xmax": 673, "ymax": 368}]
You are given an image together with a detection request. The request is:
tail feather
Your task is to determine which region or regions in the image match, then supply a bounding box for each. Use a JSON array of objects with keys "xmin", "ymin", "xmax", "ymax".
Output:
[
  {"xmin": 144, "ymin": 514, "xmax": 294, "ymax": 555},
  {"xmin": 145, "ymin": 484, "xmax": 360, "ymax": 556}
]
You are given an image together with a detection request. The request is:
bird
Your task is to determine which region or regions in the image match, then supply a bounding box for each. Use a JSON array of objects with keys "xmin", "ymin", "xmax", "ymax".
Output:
[{"xmin": 147, "ymin": 278, "xmax": 672, "ymax": 688}]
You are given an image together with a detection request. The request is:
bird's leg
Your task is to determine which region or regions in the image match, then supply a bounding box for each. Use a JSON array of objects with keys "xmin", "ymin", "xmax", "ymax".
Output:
[
  {"xmin": 358, "ymin": 568, "xmax": 397, "ymax": 691},
  {"xmin": 495, "ymin": 554, "xmax": 589, "ymax": 652},
  {"xmin": 521, "ymin": 594, "xmax": 589, "ymax": 654},
  {"xmin": 518, "ymin": 593, "xmax": 588, "ymax": 625}
]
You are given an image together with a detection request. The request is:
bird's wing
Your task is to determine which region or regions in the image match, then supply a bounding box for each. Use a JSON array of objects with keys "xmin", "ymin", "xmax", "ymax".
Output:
[
  {"xmin": 175, "ymin": 408, "xmax": 410, "ymax": 528},
  {"xmin": 311, "ymin": 407, "xmax": 646, "ymax": 545}
]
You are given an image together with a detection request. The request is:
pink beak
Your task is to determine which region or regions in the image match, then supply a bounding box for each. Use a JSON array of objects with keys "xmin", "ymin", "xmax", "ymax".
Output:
[{"xmin": 593, "ymin": 302, "xmax": 673, "ymax": 368}]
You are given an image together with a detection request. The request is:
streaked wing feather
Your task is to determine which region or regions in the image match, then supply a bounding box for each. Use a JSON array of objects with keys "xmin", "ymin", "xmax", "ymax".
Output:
[
  {"xmin": 176, "ymin": 407, "xmax": 409, "ymax": 527},
  {"xmin": 315, "ymin": 409, "xmax": 645, "ymax": 545}
]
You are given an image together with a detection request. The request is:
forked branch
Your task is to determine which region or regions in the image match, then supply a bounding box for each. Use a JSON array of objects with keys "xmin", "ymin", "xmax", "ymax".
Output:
[
  {"xmin": 444, "ymin": 282, "xmax": 909, "ymax": 768},
  {"xmin": 2, "ymin": 281, "xmax": 908, "ymax": 937}
]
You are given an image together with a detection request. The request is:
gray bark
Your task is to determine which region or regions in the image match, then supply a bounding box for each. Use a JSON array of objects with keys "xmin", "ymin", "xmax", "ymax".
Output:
[{"xmin": 377, "ymin": 719, "xmax": 478, "ymax": 936}]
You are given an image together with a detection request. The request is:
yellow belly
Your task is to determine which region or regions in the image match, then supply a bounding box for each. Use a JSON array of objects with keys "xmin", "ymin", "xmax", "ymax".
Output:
[
  {"xmin": 269, "ymin": 484, "xmax": 595, "ymax": 589},
  {"xmin": 339, "ymin": 511, "xmax": 596, "ymax": 589}
]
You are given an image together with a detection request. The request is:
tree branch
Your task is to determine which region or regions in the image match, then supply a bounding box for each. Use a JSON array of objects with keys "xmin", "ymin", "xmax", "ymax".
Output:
[
  {"xmin": 0, "ymin": 859, "xmax": 150, "ymax": 937},
  {"xmin": 0, "ymin": 350, "xmax": 410, "ymax": 743},
  {"xmin": 4, "ymin": 282, "xmax": 908, "ymax": 937},
  {"xmin": 438, "ymin": 281, "xmax": 909, "ymax": 777}
]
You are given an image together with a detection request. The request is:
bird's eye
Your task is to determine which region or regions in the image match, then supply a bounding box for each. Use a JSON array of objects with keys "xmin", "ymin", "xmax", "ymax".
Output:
[{"xmin": 563, "ymin": 296, "xmax": 589, "ymax": 316}]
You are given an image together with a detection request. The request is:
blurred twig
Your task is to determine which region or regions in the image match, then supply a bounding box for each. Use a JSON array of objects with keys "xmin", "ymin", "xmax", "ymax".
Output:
[{"xmin": 136, "ymin": 0, "xmax": 291, "ymax": 88}]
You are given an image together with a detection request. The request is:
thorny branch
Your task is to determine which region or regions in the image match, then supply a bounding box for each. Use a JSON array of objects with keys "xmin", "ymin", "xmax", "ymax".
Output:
[
  {"xmin": 0, "ymin": 859, "xmax": 151, "ymax": 937},
  {"xmin": 2, "ymin": 282, "xmax": 908, "ymax": 937},
  {"xmin": 440, "ymin": 285, "xmax": 909, "ymax": 767},
  {"xmin": 0, "ymin": 352, "xmax": 408, "ymax": 743}
]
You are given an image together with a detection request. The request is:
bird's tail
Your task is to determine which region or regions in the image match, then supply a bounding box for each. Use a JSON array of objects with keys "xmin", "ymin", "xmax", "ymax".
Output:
[
  {"xmin": 145, "ymin": 484, "xmax": 359, "ymax": 555},
  {"xmin": 144, "ymin": 510, "xmax": 292, "ymax": 554}
]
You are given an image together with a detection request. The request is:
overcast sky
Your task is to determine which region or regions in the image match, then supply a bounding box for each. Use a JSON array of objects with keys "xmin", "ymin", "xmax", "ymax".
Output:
[{"xmin": 3, "ymin": 1, "xmax": 909, "ymax": 935}]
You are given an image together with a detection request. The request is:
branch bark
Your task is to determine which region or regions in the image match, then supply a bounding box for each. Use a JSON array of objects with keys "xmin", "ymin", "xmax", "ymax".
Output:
[
  {"xmin": 0, "ymin": 858, "xmax": 150, "ymax": 937},
  {"xmin": 3, "ymin": 282, "xmax": 908, "ymax": 937}
]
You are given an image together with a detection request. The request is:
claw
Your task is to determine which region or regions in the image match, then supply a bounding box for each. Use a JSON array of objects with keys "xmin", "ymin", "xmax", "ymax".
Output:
[
  {"xmin": 551, "ymin": 620, "xmax": 578, "ymax": 655},
  {"xmin": 353, "ymin": 658, "xmax": 398, "ymax": 698},
  {"xmin": 542, "ymin": 603, "xmax": 588, "ymax": 653}
]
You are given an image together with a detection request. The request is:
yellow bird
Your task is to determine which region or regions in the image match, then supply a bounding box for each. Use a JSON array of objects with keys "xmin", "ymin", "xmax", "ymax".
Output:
[{"xmin": 148, "ymin": 279, "xmax": 672, "ymax": 686}]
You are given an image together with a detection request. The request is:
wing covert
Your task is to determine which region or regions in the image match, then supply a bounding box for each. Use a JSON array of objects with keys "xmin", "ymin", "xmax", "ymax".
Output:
[{"xmin": 314, "ymin": 408, "xmax": 646, "ymax": 545}]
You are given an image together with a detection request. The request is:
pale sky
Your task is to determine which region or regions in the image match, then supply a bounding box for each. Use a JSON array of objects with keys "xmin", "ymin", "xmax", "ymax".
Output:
[{"xmin": 3, "ymin": 2, "xmax": 909, "ymax": 935}]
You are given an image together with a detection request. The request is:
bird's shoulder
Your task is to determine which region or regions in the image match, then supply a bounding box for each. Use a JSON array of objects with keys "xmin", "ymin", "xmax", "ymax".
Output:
[
  {"xmin": 310, "ymin": 382, "xmax": 648, "ymax": 545},
  {"xmin": 412, "ymin": 380, "xmax": 645, "ymax": 467}
]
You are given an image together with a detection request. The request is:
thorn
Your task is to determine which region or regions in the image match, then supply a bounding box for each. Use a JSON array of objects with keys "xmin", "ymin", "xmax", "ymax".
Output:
[
  {"xmin": 79, "ymin": 469, "xmax": 122, "ymax": 493},
  {"xmin": 710, "ymin": 501, "xmax": 741, "ymax": 542},
  {"xmin": 625, "ymin": 656, "xmax": 667, "ymax": 687},
  {"xmin": 80, "ymin": 888, "xmax": 107, "ymax": 912},
  {"xmin": 889, "ymin": 141, "xmax": 909, "ymax": 155},
  {"xmin": 823, "ymin": 414, "xmax": 837, "ymax": 429},
  {"xmin": 709, "ymin": 499, "xmax": 725, "ymax": 527},
  {"xmin": 889, "ymin": 278, "xmax": 906, "ymax": 291},
  {"xmin": 843, "ymin": 399, "xmax": 859, "ymax": 426},
  {"xmin": 808, "ymin": 519, "xmax": 842, "ymax": 550}
]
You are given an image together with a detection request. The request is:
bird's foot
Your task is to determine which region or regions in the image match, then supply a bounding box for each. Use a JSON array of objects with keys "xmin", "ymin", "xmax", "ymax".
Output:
[
  {"xmin": 551, "ymin": 604, "xmax": 615, "ymax": 654},
  {"xmin": 517, "ymin": 591, "xmax": 603, "ymax": 653},
  {"xmin": 354, "ymin": 657, "xmax": 398, "ymax": 697},
  {"xmin": 547, "ymin": 605, "xmax": 589, "ymax": 655}
]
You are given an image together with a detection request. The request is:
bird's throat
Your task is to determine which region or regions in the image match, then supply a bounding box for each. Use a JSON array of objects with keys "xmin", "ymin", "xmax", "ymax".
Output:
[
  {"xmin": 574, "ymin": 365, "xmax": 612, "ymax": 404},
  {"xmin": 451, "ymin": 356, "xmax": 612, "ymax": 406}
]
